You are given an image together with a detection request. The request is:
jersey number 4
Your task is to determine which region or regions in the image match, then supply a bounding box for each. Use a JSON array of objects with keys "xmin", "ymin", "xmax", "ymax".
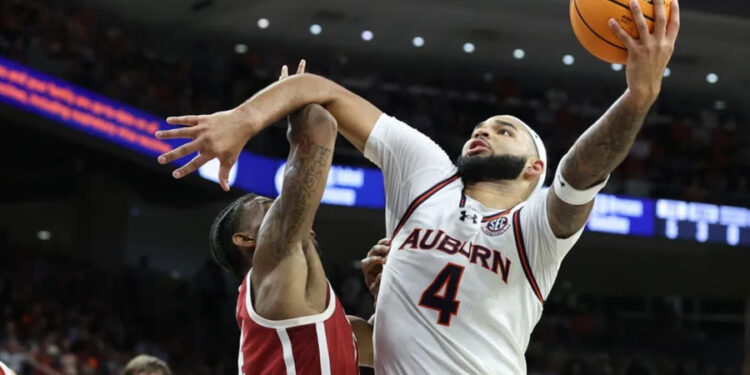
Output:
[{"xmin": 418, "ymin": 263, "xmax": 465, "ymax": 326}]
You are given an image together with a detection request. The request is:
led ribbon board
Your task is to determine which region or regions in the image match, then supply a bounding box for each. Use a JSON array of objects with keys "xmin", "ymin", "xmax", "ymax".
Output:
[
  {"xmin": 655, "ymin": 199, "xmax": 750, "ymax": 246},
  {"xmin": 0, "ymin": 56, "xmax": 384, "ymax": 208},
  {"xmin": 0, "ymin": 56, "xmax": 747, "ymax": 245}
]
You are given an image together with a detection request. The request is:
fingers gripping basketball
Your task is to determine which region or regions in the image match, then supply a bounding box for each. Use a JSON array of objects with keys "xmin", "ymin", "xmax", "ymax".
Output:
[{"xmin": 570, "ymin": 0, "xmax": 672, "ymax": 64}]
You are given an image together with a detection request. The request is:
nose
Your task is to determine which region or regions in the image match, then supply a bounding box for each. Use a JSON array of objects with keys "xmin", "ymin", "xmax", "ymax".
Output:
[{"xmin": 473, "ymin": 128, "xmax": 490, "ymax": 139}]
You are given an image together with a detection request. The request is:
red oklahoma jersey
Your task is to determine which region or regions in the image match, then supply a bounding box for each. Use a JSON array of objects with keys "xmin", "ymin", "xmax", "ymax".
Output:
[
  {"xmin": 0, "ymin": 361, "xmax": 12, "ymax": 375},
  {"xmin": 236, "ymin": 271, "xmax": 359, "ymax": 375}
]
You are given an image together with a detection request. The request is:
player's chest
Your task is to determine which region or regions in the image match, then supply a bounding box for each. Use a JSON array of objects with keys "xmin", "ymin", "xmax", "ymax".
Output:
[{"xmin": 393, "ymin": 201, "xmax": 523, "ymax": 284}]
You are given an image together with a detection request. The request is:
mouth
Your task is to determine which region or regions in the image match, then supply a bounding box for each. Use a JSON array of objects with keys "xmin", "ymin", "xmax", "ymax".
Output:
[{"xmin": 467, "ymin": 140, "xmax": 490, "ymax": 156}]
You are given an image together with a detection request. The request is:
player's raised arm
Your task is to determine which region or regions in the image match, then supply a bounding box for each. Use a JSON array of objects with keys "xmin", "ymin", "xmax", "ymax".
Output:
[
  {"xmin": 251, "ymin": 103, "xmax": 337, "ymax": 282},
  {"xmin": 155, "ymin": 61, "xmax": 381, "ymax": 189},
  {"xmin": 546, "ymin": 0, "xmax": 679, "ymax": 238},
  {"xmin": 236, "ymin": 71, "xmax": 382, "ymax": 152}
]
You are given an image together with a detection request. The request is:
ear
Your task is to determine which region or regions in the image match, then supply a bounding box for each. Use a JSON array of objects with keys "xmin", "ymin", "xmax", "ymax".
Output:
[
  {"xmin": 232, "ymin": 232, "xmax": 255, "ymax": 248},
  {"xmin": 524, "ymin": 158, "xmax": 545, "ymax": 180}
]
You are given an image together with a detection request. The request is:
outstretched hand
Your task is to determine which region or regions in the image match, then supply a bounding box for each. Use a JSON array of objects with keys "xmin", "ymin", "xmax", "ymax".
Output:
[
  {"xmin": 609, "ymin": 0, "xmax": 680, "ymax": 109},
  {"xmin": 155, "ymin": 59, "xmax": 307, "ymax": 191}
]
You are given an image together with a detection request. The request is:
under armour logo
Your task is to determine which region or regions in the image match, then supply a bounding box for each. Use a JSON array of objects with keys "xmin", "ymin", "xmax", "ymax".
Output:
[
  {"xmin": 559, "ymin": 176, "xmax": 566, "ymax": 188},
  {"xmin": 459, "ymin": 210, "xmax": 478, "ymax": 224}
]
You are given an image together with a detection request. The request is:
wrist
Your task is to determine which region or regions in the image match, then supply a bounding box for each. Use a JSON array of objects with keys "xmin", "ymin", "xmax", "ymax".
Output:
[
  {"xmin": 233, "ymin": 103, "xmax": 262, "ymax": 137},
  {"xmin": 622, "ymin": 87, "xmax": 657, "ymax": 113}
]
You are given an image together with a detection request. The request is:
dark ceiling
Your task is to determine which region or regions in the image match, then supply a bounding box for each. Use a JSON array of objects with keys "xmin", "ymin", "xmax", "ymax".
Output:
[{"xmin": 76, "ymin": 0, "xmax": 750, "ymax": 106}]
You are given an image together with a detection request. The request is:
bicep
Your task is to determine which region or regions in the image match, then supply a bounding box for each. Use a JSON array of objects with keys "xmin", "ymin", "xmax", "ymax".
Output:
[
  {"xmin": 546, "ymin": 186, "xmax": 594, "ymax": 239},
  {"xmin": 323, "ymin": 84, "xmax": 382, "ymax": 152},
  {"xmin": 520, "ymin": 190, "xmax": 591, "ymax": 299}
]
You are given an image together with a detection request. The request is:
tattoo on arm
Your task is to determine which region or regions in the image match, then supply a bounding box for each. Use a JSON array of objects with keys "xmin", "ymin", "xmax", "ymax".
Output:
[
  {"xmin": 281, "ymin": 139, "xmax": 330, "ymax": 239},
  {"xmin": 549, "ymin": 94, "xmax": 649, "ymax": 238},
  {"xmin": 562, "ymin": 94, "xmax": 648, "ymax": 189},
  {"xmin": 256, "ymin": 105, "xmax": 337, "ymax": 263}
]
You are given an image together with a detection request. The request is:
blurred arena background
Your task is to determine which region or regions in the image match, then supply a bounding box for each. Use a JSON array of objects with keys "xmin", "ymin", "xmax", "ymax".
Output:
[{"xmin": 1, "ymin": 0, "xmax": 749, "ymax": 374}]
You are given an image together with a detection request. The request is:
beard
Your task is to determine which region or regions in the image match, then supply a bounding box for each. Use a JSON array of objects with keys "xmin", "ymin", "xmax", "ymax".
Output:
[{"xmin": 456, "ymin": 154, "xmax": 528, "ymax": 185}]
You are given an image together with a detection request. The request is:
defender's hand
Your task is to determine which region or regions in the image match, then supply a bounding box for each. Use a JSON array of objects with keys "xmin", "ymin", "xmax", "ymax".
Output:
[
  {"xmin": 609, "ymin": 0, "xmax": 680, "ymax": 109},
  {"xmin": 361, "ymin": 238, "xmax": 390, "ymax": 299},
  {"xmin": 279, "ymin": 59, "xmax": 306, "ymax": 81},
  {"xmin": 280, "ymin": 60, "xmax": 307, "ymax": 127}
]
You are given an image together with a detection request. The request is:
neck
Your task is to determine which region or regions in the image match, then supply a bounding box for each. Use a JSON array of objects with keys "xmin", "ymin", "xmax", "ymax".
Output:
[{"xmin": 463, "ymin": 180, "xmax": 528, "ymax": 210}]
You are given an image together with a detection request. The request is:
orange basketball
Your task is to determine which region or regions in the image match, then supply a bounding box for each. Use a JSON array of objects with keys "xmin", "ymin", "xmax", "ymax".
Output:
[{"xmin": 570, "ymin": 0, "xmax": 672, "ymax": 64}]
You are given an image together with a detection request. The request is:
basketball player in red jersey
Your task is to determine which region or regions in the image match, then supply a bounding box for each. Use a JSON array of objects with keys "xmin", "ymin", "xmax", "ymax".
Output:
[
  {"xmin": 0, "ymin": 361, "xmax": 17, "ymax": 375},
  {"xmin": 157, "ymin": 2, "xmax": 678, "ymax": 371},
  {"xmin": 203, "ymin": 62, "xmax": 371, "ymax": 374}
]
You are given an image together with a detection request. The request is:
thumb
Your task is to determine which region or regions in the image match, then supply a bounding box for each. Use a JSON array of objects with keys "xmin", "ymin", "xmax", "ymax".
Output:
[{"xmin": 218, "ymin": 161, "xmax": 233, "ymax": 191}]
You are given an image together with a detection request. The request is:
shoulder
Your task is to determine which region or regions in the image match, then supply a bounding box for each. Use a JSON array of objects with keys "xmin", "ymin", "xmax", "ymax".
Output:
[{"xmin": 365, "ymin": 113, "xmax": 451, "ymax": 160}]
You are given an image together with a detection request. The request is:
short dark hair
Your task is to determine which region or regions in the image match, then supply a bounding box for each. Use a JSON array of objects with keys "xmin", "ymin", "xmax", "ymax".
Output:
[
  {"xmin": 123, "ymin": 355, "xmax": 171, "ymax": 375},
  {"xmin": 209, "ymin": 193, "xmax": 273, "ymax": 280}
]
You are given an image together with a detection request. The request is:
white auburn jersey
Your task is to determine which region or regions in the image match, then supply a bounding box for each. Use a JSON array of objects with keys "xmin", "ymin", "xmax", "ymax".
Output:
[{"xmin": 364, "ymin": 114, "xmax": 587, "ymax": 374}]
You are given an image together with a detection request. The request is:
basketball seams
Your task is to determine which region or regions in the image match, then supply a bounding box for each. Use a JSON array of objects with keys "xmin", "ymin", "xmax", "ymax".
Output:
[
  {"xmin": 571, "ymin": 0, "xmax": 670, "ymax": 63},
  {"xmin": 573, "ymin": 0, "xmax": 628, "ymax": 52},
  {"xmin": 606, "ymin": 0, "xmax": 656, "ymax": 22}
]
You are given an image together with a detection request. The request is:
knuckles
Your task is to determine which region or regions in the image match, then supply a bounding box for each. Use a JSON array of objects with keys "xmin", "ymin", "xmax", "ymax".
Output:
[
  {"xmin": 201, "ymin": 134, "xmax": 215, "ymax": 150},
  {"xmin": 659, "ymin": 42, "xmax": 675, "ymax": 54},
  {"xmin": 217, "ymin": 149, "xmax": 235, "ymax": 162}
]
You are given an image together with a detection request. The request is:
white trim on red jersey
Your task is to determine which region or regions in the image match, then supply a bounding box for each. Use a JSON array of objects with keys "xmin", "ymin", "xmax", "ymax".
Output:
[
  {"xmin": 315, "ymin": 322, "xmax": 331, "ymax": 375},
  {"xmin": 236, "ymin": 327, "xmax": 245, "ymax": 375},
  {"xmin": 244, "ymin": 270, "xmax": 336, "ymax": 329},
  {"xmin": 276, "ymin": 328, "xmax": 298, "ymax": 375}
]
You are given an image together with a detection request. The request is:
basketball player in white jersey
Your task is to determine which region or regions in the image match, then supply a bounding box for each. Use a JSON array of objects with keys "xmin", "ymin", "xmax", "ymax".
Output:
[{"xmin": 156, "ymin": 0, "xmax": 679, "ymax": 372}]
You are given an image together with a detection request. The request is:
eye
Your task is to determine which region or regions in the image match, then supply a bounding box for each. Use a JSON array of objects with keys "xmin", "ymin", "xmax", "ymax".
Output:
[{"xmin": 499, "ymin": 129, "xmax": 511, "ymax": 136}]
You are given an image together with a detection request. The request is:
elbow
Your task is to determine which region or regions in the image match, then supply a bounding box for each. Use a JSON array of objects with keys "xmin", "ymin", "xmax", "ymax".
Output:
[{"xmin": 289, "ymin": 103, "xmax": 338, "ymax": 136}]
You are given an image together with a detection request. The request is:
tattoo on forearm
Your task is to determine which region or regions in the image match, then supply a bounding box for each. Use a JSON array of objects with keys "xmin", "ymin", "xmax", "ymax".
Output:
[
  {"xmin": 286, "ymin": 142, "xmax": 330, "ymax": 235},
  {"xmin": 549, "ymin": 96, "xmax": 648, "ymax": 238},
  {"xmin": 563, "ymin": 96, "xmax": 648, "ymax": 189},
  {"xmin": 264, "ymin": 134, "xmax": 332, "ymax": 258}
]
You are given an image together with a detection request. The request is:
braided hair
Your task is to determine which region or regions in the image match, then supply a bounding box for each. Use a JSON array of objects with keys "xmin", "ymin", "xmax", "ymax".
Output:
[{"xmin": 208, "ymin": 194, "xmax": 273, "ymax": 280}]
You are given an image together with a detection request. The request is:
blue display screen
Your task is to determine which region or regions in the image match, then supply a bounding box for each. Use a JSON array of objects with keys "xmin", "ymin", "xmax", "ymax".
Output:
[
  {"xmin": 0, "ymin": 56, "xmax": 746, "ymax": 245},
  {"xmin": 587, "ymin": 194, "xmax": 655, "ymax": 237},
  {"xmin": 654, "ymin": 199, "xmax": 750, "ymax": 246}
]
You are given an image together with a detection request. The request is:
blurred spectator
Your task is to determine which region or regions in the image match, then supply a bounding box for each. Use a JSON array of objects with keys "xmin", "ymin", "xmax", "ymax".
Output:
[
  {"xmin": 0, "ymin": 338, "xmax": 25, "ymax": 373},
  {"xmin": 0, "ymin": 248, "xmax": 236, "ymax": 375},
  {"xmin": 122, "ymin": 355, "xmax": 171, "ymax": 375},
  {"xmin": 1, "ymin": 245, "xmax": 742, "ymax": 375}
]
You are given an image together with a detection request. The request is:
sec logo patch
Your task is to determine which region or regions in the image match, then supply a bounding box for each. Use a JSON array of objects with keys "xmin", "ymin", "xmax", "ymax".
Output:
[{"xmin": 482, "ymin": 217, "xmax": 510, "ymax": 237}]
